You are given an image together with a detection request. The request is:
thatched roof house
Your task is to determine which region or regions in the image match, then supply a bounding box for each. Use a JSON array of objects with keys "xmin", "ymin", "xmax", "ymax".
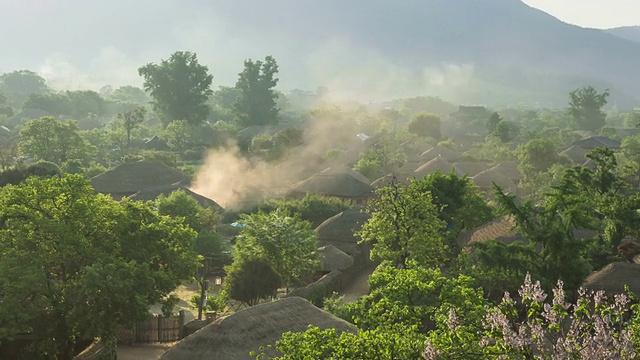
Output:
[
  {"xmin": 160, "ymin": 297, "xmax": 355, "ymax": 360},
  {"xmin": 90, "ymin": 160, "xmax": 189, "ymax": 200},
  {"xmin": 318, "ymin": 245, "xmax": 354, "ymax": 272},
  {"xmin": 316, "ymin": 209, "xmax": 371, "ymax": 255},
  {"xmin": 419, "ymin": 146, "xmax": 460, "ymax": 163},
  {"xmin": 128, "ymin": 185, "xmax": 224, "ymax": 212},
  {"xmin": 414, "ymin": 156, "xmax": 459, "ymax": 179},
  {"xmin": 583, "ymin": 262, "xmax": 640, "ymax": 296},
  {"xmin": 452, "ymin": 161, "xmax": 491, "ymax": 177},
  {"xmin": 144, "ymin": 135, "xmax": 170, "ymax": 151},
  {"xmin": 472, "ymin": 168, "xmax": 517, "ymax": 194},
  {"xmin": 573, "ymin": 136, "xmax": 620, "ymax": 150},
  {"xmin": 560, "ymin": 145, "xmax": 590, "ymax": 164},
  {"xmin": 489, "ymin": 161, "xmax": 522, "ymax": 183},
  {"xmin": 290, "ymin": 167, "xmax": 373, "ymax": 205},
  {"xmin": 457, "ymin": 216, "xmax": 522, "ymax": 247}
]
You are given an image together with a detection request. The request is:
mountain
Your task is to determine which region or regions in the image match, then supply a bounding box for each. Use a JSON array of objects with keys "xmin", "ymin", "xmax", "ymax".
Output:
[
  {"xmin": 606, "ymin": 26, "xmax": 640, "ymax": 43},
  {"xmin": 2, "ymin": 0, "xmax": 640, "ymax": 107}
]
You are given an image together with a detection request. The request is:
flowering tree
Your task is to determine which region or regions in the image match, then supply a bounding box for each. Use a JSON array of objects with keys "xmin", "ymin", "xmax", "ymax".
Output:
[{"xmin": 424, "ymin": 273, "xmax": 637, "ymax": 359}]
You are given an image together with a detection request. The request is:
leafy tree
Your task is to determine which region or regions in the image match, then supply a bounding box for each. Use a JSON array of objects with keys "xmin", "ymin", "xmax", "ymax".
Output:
[
  {"xmin": 22, "ymin": 92, "xmax": 70, "ymax": 115},
  {"xmin": 0, "ymin": 175, "xmax": 198, "ymax": 359},
  {"xmin": 156, "ymin": 189, "xmax": 224, "ymax": 256},
  {"xmin": 358, "ymin": 177, "xmax": 448, "ymax": 268},
  {"xmin": 259, "ymin": 324, "xmax": 426, "ymax": 360},
  {"xmin": 116, "ymin": 106, "xmax": 147, "ymax": 148},
  {"xmin": 486, "ymin": 112, "xmax": 502, "ymax": 133},
  {"xmin": 517, "ymin": 138, "xmax": 567, "ymax": 177},
  {"xmin": 0, "ymin": 70, "xmax": 49, "ymax": 107},
  {"xmin": 354, "ymin": 140, "xmax": 407, "ymax": 181},
  {"xmin": 0, "ymin": 161, "xmax": 62, "ymax": 186},
  {"xmin": 569, "ymin": 86, "xmax": 609, "ymax": 131},
  {"xmin": 108, "ymin": 85, "xmax": 150, "ymax": 104},
  {"xmin": 234, "ymin": 209, "xmax": 320, "ymax": 290},
  {"xmin": 138, "ymin": 51, "xmax": 213, "ymax": 126},
  {"xmin": 224, "ymin": 257, "xmax": 282, "ymax": 306},
  {"xmin": 408, "ymin": 113, "xmax": 442, "ymax": 140},
  {"xmin": 162, "ymin": 119, "xmax": 194, "ymax": 151},
  {"xmin": 19, "ymin": 116, "xmax": 91, "ymax": 165},
  {"xmin": 234, "ymin": 56, "xmax": 280, "ymax": 127}
]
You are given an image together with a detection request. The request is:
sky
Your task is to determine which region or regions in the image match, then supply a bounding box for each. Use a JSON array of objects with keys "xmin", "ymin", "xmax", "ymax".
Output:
[{"xmin": 522, "ymin": 0, "xmax": 640, "ymax": 29}]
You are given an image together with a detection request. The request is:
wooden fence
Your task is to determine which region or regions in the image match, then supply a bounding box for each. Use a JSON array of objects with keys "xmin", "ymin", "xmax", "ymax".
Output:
[{"xmin": 116, "ymin": 310, "xmax": 185, "ymax": 344}]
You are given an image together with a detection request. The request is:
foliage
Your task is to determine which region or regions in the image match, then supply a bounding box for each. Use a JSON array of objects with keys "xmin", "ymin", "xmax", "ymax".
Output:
[
  {"xmin": 116, "ymin": 106, "xmax": 146, "ymax": 148},
  {"xmin": 234, "ymin": 56, "xmax": 280, "ymax": 127},
  {"xmin": 517, "ymin": 138, "xmax": 567, "ymax": 178},
  {"xmin": 190, "ymin": 292, "xmax": 228, "ymax": 314},
  {"xmin": 23, "ymin": 90, "xmax": 107, "ymax": 122},
  {"xmin": 223, "ymin": 257, "xmax": 281, "ymax": 306},
  {"xmin": 425, "ymin": 274, "xmax": 636, "ymax": 359},
  {"xmin": 19, "ymin": 116, "xmax": 92, "ymax": 165},
  {"xmin": 408, "ymin": 113, "xmax": 442, "ymax": 140},
  {"xmin": 138, "ymin": 51, "xmax": 213, "ymax": 126},
  {"xmin": 358, "ymin": 178, "xmax": 448, "ymax": 268},
  {"xmin": 0, "ymin": 161, "xmax": 62, "ymax": 187},
  {"xmin": 0, "ymin": 175, "xmax": 198, "ymax": 359},
  {"xmin": 155, "ymin": 189, "xmax": 224, "ymax": 256},
  {"xmin": 234, "ymin": 209, "xmax": 320, "ymax": 289},
  {"xmin": 354, "ymin": 140, "xmax": 407, "ymax": 181},
  {"xmin": 257, "ymin": 324, "xmax": 427, "ymax": 360},
  {"xmin": 569, "ymin": 86, "xmax": 609, "ymax": 131}
]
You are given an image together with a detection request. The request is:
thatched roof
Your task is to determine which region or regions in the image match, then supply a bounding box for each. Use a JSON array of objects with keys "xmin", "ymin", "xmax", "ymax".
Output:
[
  {"xmin": 414, "ymin": 156, "xmax": 459, "ymax": 179},
  {"xmin": 160, "ymin": 297, "xmax": 355, "ymax": 360},
  {"xmin": 144, "ymin": 135, "xmax": 170, "ymax": 151},
  {"xmin": 128, "ymin": 185, "xmax": 224, "ymax": 212},
  {"xmin": 489, "ymin": 161, "xmax": 522, "ymax": 182},
  {"xmin": 560, "ymin": 145, "xmax": 590, "ymax": 164},
  {"xmin": 573, "ymin": 136, "xmax": 620, "ymax": 150},
  {"xmin": 457, "ymin": 216, "xmax": 522, "ymax": 247},
  {"xmin": 316, "ymin": 209, "xmax": 370, "ymax": 254},
  {"xmin": 452, "ymin": 161, "xmax": 491, "ymax": 177},
  {"xmin": 318, "ymin": 245, "xmax": 354, "ymax": 272},
  {"xmin": 290, "ymin": 167, "xmax": 373, "ymax": 198},
  {"xmin": 472, "ymin": 168, "xmax": 517, "ymax": 194},
  {"xmin": 614, "ymin": 127, "xmax": 640, "ymax": 139},
  {"xmin": 90, "ymin": 160, "xmax": 188, "ymax": 197},
  {"xmin": 583, "ymin": 262, "xmax": 640, "ymax": 296},
  {"xmin": 419, "ymin": 146, "xmax": 460, "ymax": 163},
  {"xmin": 5, "ymin": 109, "xmax": 52, "ymax": 128}
]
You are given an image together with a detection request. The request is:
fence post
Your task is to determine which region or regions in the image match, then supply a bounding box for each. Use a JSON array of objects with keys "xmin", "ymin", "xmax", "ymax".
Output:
[{"xmin": 178, "ymin": 310, "xmax": 185, "ymax": 339}]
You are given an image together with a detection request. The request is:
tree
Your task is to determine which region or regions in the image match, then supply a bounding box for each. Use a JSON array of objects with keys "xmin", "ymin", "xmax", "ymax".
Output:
[
  {"xmin": 233, "ymin": 209, "xmax": 320, "ymax": 290},
  {"xmin": 569, "ymin": 86, "xmax": 609, "ymax": 131},
  {"xmin": 486, "ymin": 112, "xmax": 502, "ymax": 133},
  {"xmin": 156, "ymin": 189, "xmax": 224, "ymax": 256},
  {"xmin": 108, "ymin": 85, "xmax": 150, "ymax": 104},
  {"xmin": 234, "ymin": 56, "xmax": 280, "ymax": 127},
  {"xmin": 138, "ymin": 51, "xmax": 213, "ymax": 126},
  {"xmin": 0, "ymin": 175, "xmax": 198, "ymax": 359},
  {"xmin": 0, "ymin": 70, "xmax": 50, "ymax": 107},
  {"xmin": 19, "ymin": 116, "xmax": 91, "ymax": 165},
  {"xmin": 116, "ymin": 106, "xmax": 147, "ymax": 148},
  {"xmin": 358, "ymin": 177, "xmax": 449, "ymax": 268},
  {"xmin": 408, "ymin": 113, "xmax": 442, "ymax": 140},
  {"xmin": 517, "ymin": 138, "xmax": 567, "ymax": 177},
  {"xmin": 224, "ymin": 257, "xmax": 282, "ymax": 306}
]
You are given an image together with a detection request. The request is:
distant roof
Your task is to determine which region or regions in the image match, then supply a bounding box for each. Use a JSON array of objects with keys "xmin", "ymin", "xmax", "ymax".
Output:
[
  {"xmin": 90, "ymin": 160, "xmax": 188, "ymax": 196},
  {"xmin": 573, "ymin": 136, "xmax": 620, "ymax": 150},
  {"xmin": 457, "ymin": 216, "xmax": 521, "ymax": 247},
  {"xmin": 144, "ymin": 135, "xmax": 170, "ymax": 151},
  {"xmin": 472, "ymin": 168, "xmax": 517, "ymax": 194},
  {"xmin": 318, "ymin": 245, "xmax": 354, "ymax": 272},
  {"xmin": 160, "ymin": 297, "xmax": 355, "ymax": 360},
  {"xmin": 420, "ymin": 146, "xmax": 460, "ymax": 163},
  {"xmin": 127, "ymin": 185, "xmax": 224, "ymax": 212},
  {"xmin": 316, "ymin": 209, "xmax": 370, "ymax": 243},
  {"xmin": 290, "ymin": 167, "xmax": 373, "ymax": 198},
  {"xmin": 452, "ymin": 161, "xmax": 491, "ymax": 177},
  {"xmin": 560, "ymin": 145, "xmax": 590, "ymax": 164},
  {"xmin": 414, "ymin": 156, "xmax": 459, "ymax": 179}
]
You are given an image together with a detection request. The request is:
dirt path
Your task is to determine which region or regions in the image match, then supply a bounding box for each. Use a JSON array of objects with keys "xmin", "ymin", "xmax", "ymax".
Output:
[{"xmin": 339, "ymin": 266, "xmax": 375, "ymax": 303}]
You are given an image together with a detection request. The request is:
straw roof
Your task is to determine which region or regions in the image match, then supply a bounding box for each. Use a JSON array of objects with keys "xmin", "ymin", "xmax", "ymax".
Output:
[
  {"xmin": 472, "ymin": 168, "xmax": 517, "ymax": 194},
  {"xmin": 290, "ymin": 167, "xmax": 373, "ymax": 198},
  {"xmin": 489, "ymin": 161, "xmax": 522, "ymax": 182},
  {"xmin": 582, "ymin": 262, "xmax": 640, "ymax": 296},
  {"xmin": 414, "ymin": 156, "xmax": 459, "ymax": 179},
  {"xmin": 160, "ymin": 297, "xmax": 355, "ymax": 360},
  {"xmin": 318, "ymin": 245, "xmax": 354, "ymax": 272},
  {"xmin": 128, "ymin": 185, "xmax": 224, "ymax": 212},
  {"xmin": 452, "ymin": 161, "xmax": 491, "ymax": 177},
  {"xmin": 560, "ymin": 145, "xmax": 590, "ymax": 164},
  {"xmin": 573, "ymin": 136, "xmax": 620, "ymax": 150},
  {"xmin": 457, "ymin": 216, "xmax": 522, "ymax": 247},
  {"xmin": 419, "ymin": 146, "xmax": 460, "ymax": 162},
  {"xmin": 316, "ymin": 209, "xmax": 370, "ymax": 254},
  {"xmin": 90, "ymin": 160, "xmax": 188, "ymax": 197}
]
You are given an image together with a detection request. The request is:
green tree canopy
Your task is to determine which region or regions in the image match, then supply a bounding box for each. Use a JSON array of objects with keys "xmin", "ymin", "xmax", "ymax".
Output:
[
  {"xmin": 358, "ymin": 178, "xmax": 449, "ymax": 268},
  {"xmin": 0, "ymin": 175, "xmax": 198, "ymax": 359},
  {"xmin": 234, "ymin": 56, "xmax": 280, "ymax": 127},
  {"xmin": 234, "ymin": 209, "xmax": 320, "ymax": 290},
  {"xmin": 138, "ymin": 51, "xmax": 213, "ymax": 126},
  {"xmin": 224, "ymin": 257, "xmax": 282, "ymax": 306},
  {"xmin": 569, "ymin": 86, "xmax": 609, "ymax": 131},
  {"xmin": 408, "ymin": 113, "xmax": 442, "ymax": 140},
  {"xmin": 19, "ymin": 116, "xmax": 92, "ymax": 165}
]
